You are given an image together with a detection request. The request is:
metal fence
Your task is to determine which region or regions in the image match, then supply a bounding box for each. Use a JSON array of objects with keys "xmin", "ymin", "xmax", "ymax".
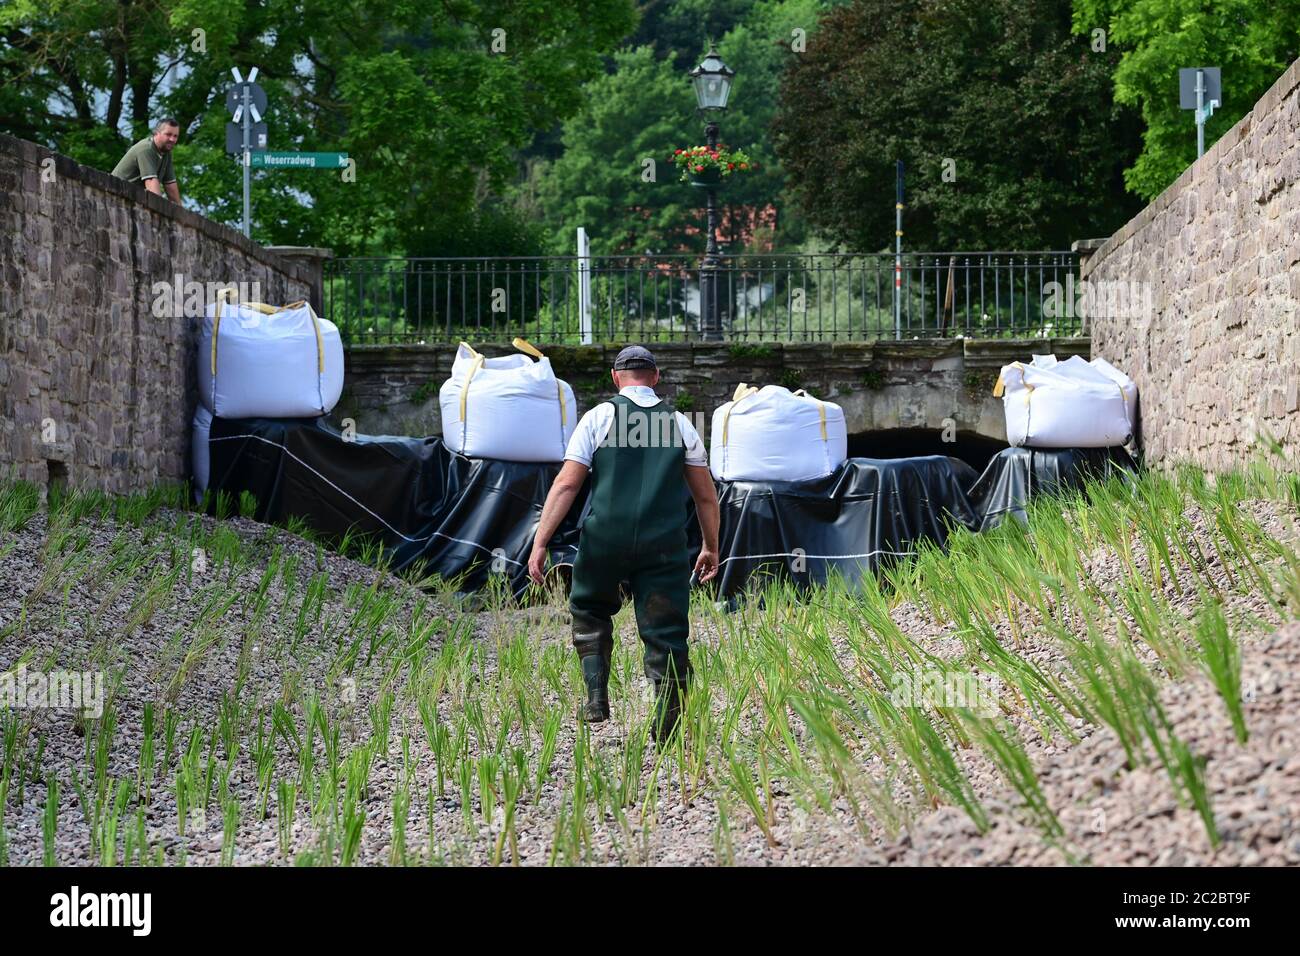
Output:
[{"xmin": 323, "ymin": 251, "xmax": 1084, "ymax": 344}]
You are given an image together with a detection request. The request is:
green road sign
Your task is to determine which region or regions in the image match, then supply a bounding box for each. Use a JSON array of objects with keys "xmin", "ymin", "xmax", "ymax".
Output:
[{"xmin": 247, "ymin": 151, "xmax": 349, "ymax": 169}]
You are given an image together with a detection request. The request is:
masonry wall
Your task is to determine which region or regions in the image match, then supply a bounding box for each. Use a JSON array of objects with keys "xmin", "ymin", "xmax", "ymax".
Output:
[
  {"xmin": 1083, "ymin": 59, "xmax": 1300, "ymax": 472},
  {"xmin": 0, "ymin": 134, "xmax": 314, "ymax": 493},
  {"xmin": 333, "ymin": 337, "xmax": 1090, "ymax": 445}
]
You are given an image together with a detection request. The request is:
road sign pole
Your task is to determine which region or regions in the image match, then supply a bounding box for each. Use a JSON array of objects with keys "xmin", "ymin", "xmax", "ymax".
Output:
[
  {"xmin": 1196, "ymin": 69, "xmax": 1205, "ymax": 159},
  {"xmin": 241, "ymin": 85, "xmax": 251, "ymax": 237}
]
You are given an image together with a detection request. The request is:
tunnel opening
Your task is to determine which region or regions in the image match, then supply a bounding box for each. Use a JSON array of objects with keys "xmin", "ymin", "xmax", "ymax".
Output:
[{"xmin": 847, "ymin": 428, "xmax": 1005, "ymax": 473}]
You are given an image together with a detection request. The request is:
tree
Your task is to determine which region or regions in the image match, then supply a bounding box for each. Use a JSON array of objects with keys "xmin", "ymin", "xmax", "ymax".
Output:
[
  {"xmin": 0, "ymin": 0, "xmax": 638, "ymax": 254},
  {"xmin": 771, "ymin": 0, "xmax": 1145, "ymax": 251},
  {"xmin": 527, "ymin": 45, "xmax": 696, "ymax": 256},
  {"xmin": 1072, "ymin": 0, "xmax": 1300, "ymax": 200},
  {"xmin": 527, "ymin": 0, "xmax": 829, "ymax": 256}
]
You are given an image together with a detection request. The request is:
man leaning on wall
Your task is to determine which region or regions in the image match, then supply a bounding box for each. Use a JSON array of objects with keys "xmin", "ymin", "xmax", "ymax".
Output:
[{"xmin": 111, "ymin": 118, "xmax": 182, "ymax": 203}]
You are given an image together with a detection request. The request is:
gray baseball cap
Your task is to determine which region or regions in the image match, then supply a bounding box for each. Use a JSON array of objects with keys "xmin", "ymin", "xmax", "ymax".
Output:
[{"xmin": 613, "ymin": 345, "xmax": 657, "ymax": 370}]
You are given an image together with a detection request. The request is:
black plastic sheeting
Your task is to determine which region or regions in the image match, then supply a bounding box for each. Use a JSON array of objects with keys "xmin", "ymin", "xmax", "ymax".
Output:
[
  {"xmin": 966, "ymin": 446, "xmax": 1138, "ymax": 532},
  {"xmin": 707, "ymin": 457, "xmax": 980, "ymax": 596},
  {"xmin": 206, "ymin": 416, "xmax": 586, "ymax": 595},
  {"xmin": 204, "ymin": 417, "xmax": 1135, "ymax": 600}
]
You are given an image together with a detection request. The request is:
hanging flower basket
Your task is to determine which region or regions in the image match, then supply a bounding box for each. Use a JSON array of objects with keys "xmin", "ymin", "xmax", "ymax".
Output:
[
  {"xmin": 689, "ymin": 166, "xmax": 722, "ymax": 187},
  {"xmin": 669, "ymin": 144, "xmax": 758, "ymax": 186}
]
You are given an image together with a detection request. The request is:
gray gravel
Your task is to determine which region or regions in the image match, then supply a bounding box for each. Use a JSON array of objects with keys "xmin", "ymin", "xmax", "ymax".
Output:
[{"xmin": 1, "ymin": 497, "xmax": 1298, "ymax": 866}]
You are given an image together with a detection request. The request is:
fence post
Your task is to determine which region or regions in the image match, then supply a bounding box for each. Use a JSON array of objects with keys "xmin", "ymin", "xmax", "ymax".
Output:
[{"xmin": 577, "ymin": 227, "xmax": 592, "ymax": 345}]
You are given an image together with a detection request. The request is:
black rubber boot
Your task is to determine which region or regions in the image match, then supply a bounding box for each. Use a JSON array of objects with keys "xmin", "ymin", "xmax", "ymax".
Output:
[
  {"xmin": 643, "ymin": 645, "xmax": 690, "ymax": 745},
  {"xmin": 572, "ymin": 606, "xmax": 614, "ymax": 724},
  {"xmin": 652, "ymin": 677, "xmax": 686, "ymax": 745},
  {"xmin": 579, "ymin": 647, "xmax": 611, "ymax": 723}
]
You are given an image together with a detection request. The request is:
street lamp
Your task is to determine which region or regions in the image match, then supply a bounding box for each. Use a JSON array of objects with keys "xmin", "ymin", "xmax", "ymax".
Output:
[{"xmin": 688, "ymin": 44, "xmax": 735, "ymax": 341}]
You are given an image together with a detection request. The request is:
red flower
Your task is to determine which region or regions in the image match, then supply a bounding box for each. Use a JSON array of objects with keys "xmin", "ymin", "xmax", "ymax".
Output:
[
  {"xmin": 727, "ymin": 163, "xmax": 735, "ymax": 170},
  {"xmin": 694, "ymin": 164, "xmax": 704, "ymax": 172},
  {"xmin": 675, "ymin": 148, "xmax": 682, "ymax": 154}
]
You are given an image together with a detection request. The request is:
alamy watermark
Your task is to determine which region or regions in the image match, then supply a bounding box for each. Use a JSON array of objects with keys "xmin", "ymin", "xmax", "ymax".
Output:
[
  {"xmin": 1, "ymin": 666, "xmax": 105, "ymax": 718},
  {"xmin": 150, "ymin": 276, "xmax": 264, "ymax": 318},
  {"xmin": 890, "ymin": 669, "xmax": 1002, "ymax": 718},
  {"xmin": 1042, "ymin": 275, "xmax": 1152, "ymax": 323},
  {"xmin": 49, "ymin": 886, "xmax": 151, "ymax": 936},
  {"xmin": 598, "ymin": 403, "xmax": 708, "ymax": 449}
]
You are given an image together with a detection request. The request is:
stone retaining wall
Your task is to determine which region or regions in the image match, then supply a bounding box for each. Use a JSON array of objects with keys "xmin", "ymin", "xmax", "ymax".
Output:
[
  {"xmin": 0, "ymin": 133, "xmax": 315, "ymax": 493},
  {"xmin": 1084, "ymin": 59, "xmax": 1300, "ymax": 471}
]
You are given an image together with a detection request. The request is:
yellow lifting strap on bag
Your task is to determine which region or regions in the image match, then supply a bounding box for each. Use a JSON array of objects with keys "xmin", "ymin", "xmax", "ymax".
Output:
[
  {"xmin": 276, "ymin": 300, "xmax": 326, "ymax": 375},
  {"xmin": 459, "ymin": 353, "xmax": 486, "ymax": 422},
  {"xmin": 722, "ymin": 383, "xmax": 760, "ymax": 447},
  {"xmin": 209, "ymin": 287, "xmax": 238, "ymax": 377},
  {"xmin": 793, "ymin": 389, "xmax": 829, "ymax": 441},
  {"xmin": 992, "ymin": 362, "xmax": 1030, "ymax": 400},
  {"xmin": 211, "ymin": 293, "xmax": 325, "ymax": 377},
  {"xmin": 512, "ymin": 337, "xmax": 544, "ymax": 359},
  {"xmin": 510, "ymin": 337, "xmax": 565, "ymax": 423}
]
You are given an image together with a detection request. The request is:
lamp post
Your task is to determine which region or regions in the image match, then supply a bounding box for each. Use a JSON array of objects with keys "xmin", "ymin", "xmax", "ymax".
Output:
[{"xmin": 688, "ymin": 44, "xmax": 735, "ymax": 341}]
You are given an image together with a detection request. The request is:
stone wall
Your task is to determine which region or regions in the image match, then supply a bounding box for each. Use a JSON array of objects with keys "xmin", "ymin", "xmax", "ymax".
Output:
[
  {"xmin": 333, "ymin": 337, "xmax": 1090, "ymax": 446},
  {"xmin": 1084, "ymin": 58, "xmax": 1300, "ymax": 471},
  {"xmin": 0, "ymin": 134, "xmax": 315, "ymax": 494}
]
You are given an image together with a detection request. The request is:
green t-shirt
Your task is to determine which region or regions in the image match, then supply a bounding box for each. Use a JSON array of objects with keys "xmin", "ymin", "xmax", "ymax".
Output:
[{"xmin": 111, "ymin": 137, "xmax": 176, "ymax": 185}]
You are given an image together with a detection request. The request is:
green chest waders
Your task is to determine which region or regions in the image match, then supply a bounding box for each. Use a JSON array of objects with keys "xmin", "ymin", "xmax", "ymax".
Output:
[{"xmin": 569, "ymin": 395, "xmax": 692, "ymax": 735}]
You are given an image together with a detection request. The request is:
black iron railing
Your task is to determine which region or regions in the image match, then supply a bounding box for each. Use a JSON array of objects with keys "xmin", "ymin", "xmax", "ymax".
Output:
[{"xmin": 323, "ymin": 252, "xmax": 1083, "ymax": 344}]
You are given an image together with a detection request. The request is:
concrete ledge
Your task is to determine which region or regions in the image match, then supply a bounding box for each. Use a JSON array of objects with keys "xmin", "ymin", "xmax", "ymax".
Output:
[{"xmin": 337, "ymin": 336, "xmax": 1095, "ymax": 443}]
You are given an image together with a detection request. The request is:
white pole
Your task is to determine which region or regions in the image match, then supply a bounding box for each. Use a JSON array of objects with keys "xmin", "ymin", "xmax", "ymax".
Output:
[
  {"xmin": 241, "ymin": 83, "xmax": 251, "ymax": 238},
  {"xmin": 1195, "ymin": 69, "xmax": 1205, "ymax": 158},
  {"xmin": 577, "ymin": 227, "xmax": 592, "ymax": 345}
]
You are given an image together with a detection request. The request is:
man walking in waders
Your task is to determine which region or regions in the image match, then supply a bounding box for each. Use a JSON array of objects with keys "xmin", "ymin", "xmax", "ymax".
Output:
[{"xmin": 529, "ymin": 346, "xmax": 720, "ymax": 744}]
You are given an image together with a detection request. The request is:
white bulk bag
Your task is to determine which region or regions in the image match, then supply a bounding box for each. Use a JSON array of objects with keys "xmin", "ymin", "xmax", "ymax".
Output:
[
  {"xmin": 198, "ymin": 292, "xmax": 344, "ymax": 418},
  {"xmin": 995, "ymin": 361, "xmax": 1131, "ymax": 448},
  {"xmin": 439, "ymin": 338, "xmax": 576, "ymax": 462},
  {"xmin": 710, "ymin": 384, "xmax": 848, "ymax": 482},
  {"xmin": 1082, "ymin": 356, "xmax": 1138, "ymax": 434},
  {"xmin": 192, "ymin": 404, "xmax": 212, "ymax": 500},
  {"xmin": 1029, "ymin": 354, "xmax": 1138, "ymax": 434}
]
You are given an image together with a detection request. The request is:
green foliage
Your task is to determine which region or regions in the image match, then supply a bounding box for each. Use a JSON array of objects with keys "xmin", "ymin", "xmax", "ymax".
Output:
[
  {"xmin": 963, "ymin": 369, "xmax": 997, "ymax": 394},
  {"xmin": 727, "ymin": 343, "xmax": 774, "ymax": 360},
  {"xmin": 526, "ymin": 2, "xmax": 826, "ymax": 256},
  {"xmin": 1, "ymin": 0, "xmax": 638, "ymax": 254},
  {"xmin": 1073, "ymin": 0, "xmax": 1300, "ymax": 200},
  {"xmin": 669, "ymin": 144, "xmax": 758, "ymax": 183},
  {"xmin": 526, "ymin": 44, "xmax": 702, "ymax": 255},
  {"xmin": 410, "ymin": 381, "xmax": 438, "ymax": 405},
  {"xmin": 773, "ymin": 0, "xmax": 1144, "ymax": 250}
]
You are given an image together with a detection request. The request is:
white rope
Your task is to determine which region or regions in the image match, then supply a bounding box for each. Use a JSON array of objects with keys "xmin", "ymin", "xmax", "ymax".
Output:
[
  {"xmin": 208, "ymin": 432, "xmax": 579, "ymax": 567},
  {"xmin": 718, "ymin": 548, "xmax": 914, "ymax": 566}
]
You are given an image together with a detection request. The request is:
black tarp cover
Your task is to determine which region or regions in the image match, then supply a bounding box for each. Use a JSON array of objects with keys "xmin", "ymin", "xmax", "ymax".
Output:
[
  {"xmin": 205, "ymin": 417, "xmax": 1134, "ymax": 599},
  {"xmin": 207, "ymin": 416, "xmax": 585, "ymax": 595},
  {"xmin": 965, "ymin": 446, "xmax": 1138, "ymax": 531},
  {"xmin": 710, "ymin": 456, "xmax": 980, "ymax": 596}
]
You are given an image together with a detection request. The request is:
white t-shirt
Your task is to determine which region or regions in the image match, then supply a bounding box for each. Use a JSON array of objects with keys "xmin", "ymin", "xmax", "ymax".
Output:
[{"xmin": 564, "ymin": 385, "xmax": 707, "ymax": 468}]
